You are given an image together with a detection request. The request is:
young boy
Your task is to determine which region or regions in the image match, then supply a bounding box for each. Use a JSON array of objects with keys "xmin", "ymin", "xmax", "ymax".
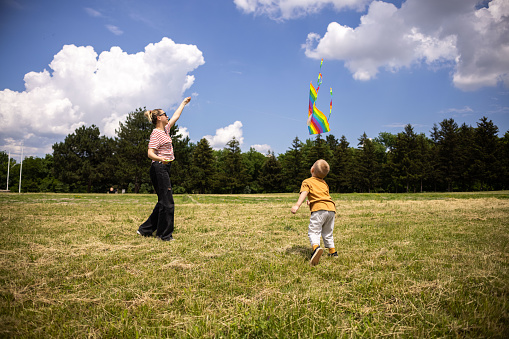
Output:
[{"xmin": 291, "ymin": 159, "xmax": 337, "ymax": 266}]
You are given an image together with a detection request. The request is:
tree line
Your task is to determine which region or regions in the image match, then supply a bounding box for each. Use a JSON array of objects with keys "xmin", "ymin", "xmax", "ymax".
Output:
[{"xmin": 1, "ymin": 108, "xmax": 508, "ymax": 193}]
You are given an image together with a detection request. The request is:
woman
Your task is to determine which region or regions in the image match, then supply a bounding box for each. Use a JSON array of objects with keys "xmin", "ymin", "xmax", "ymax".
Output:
[{"xmin": 137, "ymin": 97, "xmax": 191, "ymax": 241}]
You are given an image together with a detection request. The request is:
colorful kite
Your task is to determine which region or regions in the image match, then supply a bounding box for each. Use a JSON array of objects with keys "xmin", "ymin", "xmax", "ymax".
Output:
[
  {"xmin": 307, "ymin": 82, "xmax": 330, "ymax": 134},
  {"xmin": 308, "ymin": 59, "xmax": 332, "ymax": 135}
]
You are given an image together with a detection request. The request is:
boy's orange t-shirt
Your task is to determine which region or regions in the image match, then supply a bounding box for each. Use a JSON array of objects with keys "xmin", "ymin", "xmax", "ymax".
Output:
[{"xmin": 300, "ymin": 176, "xmax": 335, "ymax": 213}]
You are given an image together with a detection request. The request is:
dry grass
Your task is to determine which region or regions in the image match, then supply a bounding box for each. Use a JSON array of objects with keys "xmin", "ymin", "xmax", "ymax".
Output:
[{"xmin": 0, "ymin": 192, "xmax": 508, "ymax": 338}]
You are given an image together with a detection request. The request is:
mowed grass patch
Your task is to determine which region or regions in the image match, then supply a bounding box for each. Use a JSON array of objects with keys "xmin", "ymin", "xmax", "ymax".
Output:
[{"xmin": 0, "ymin": 192, "xmax": 508, "ymax": 338}]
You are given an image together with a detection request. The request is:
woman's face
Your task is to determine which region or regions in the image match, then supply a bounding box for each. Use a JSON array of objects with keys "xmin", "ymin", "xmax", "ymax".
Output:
[{"xmin": 157, "ymin": 111, "xmax": 168, "ymax": 124}]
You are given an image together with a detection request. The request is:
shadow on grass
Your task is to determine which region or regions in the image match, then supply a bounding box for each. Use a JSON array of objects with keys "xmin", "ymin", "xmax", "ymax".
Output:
[{"xmin": 285, "ymin": 245, "xmax": 311, "ymax": 260}]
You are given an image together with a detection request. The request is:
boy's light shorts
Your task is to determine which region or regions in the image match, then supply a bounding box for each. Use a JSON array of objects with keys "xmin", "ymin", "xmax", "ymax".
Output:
[{"xmin": 308, "ymin": 210, "xmax": 335, "ymax": 248}]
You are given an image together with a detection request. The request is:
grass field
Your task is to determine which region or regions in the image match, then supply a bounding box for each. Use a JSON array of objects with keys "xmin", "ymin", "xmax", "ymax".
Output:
[{"xmin": 1, "ymin": 192, "xmax": 508, "ymax": 338}]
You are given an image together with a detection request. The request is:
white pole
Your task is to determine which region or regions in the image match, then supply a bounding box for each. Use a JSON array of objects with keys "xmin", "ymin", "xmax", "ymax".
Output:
[
  {"xmin": 19, "ymin": 147, "xmax": 23, "ymax": 194},
  {"xmin": 6, "ymin": 150, "xmax": 10, "ymax": 191}
]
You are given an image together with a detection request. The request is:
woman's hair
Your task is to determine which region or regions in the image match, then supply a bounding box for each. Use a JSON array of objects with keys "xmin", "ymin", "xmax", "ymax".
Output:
[{"xmin": 144, "ymin": 109, "xmax": 164, "ymax": 125}]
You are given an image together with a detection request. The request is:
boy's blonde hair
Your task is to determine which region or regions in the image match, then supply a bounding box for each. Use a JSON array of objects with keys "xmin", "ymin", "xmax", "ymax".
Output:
[{"xmin": 313, "ymin": 159, "xmax": 330, "ymax": 178}]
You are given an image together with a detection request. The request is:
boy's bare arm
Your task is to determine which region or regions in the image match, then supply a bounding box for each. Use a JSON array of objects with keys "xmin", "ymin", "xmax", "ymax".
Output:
[{"xmin": 291, "ymin": 191, "xmax": 309, "ymax": 214}]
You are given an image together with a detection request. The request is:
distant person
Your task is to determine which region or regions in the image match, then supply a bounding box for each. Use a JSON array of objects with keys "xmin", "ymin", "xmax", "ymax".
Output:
[
  {"xmin": 137, "ymin": 97, "xmax": 191, "ymax": 241},
  {"xmin": 291, "ymin": 159, "xmax": 337, "ymax": 266}
]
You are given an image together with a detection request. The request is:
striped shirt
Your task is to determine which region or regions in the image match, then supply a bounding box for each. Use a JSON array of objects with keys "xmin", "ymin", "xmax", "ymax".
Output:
[{"xmin": 148, "ymin": 125, "xmax": 174, "ymax": 162}]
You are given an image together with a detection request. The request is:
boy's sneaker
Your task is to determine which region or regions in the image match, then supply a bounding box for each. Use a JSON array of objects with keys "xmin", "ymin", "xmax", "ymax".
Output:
[
  {"xmin": 328, "ymin": 251, "xmax": 338, "ymax": 257},
  {"xmin": 310, "ymin": 247, "xmax": 324, "ymax": 266}
]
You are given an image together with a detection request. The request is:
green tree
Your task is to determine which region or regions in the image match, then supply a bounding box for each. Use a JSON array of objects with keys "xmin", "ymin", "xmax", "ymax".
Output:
[
  {"xmin": 436, "ymin": 118, "xmax": 460, "ymax": 192},
  {"xmin": 190, "ymin": 138, "xmax": 216, "ymax": 194},
  {"xmin": 415, "ymin": 133, "xmax": 432, "ymax": 192},
  {"xmin": 324, "ymin": 134, "xmax": 340, "ymax": 191},
  {"xmin": 336, "ymin": 135, "xmax": 353, "ymax": 193},
  {"xmin": 37, "ymin": 154, "xmax": 67, "ymax": 192},
  {"xmin": 0, "ymin": 151, "xmax": 15, "ymax": 191},
  {"xmin": 354, "ymin": 133, "xmax": 380, "ymax": 193},
  {"xmin": 472, "ymin": 117, "xmax": 500, "ymax": 190},
  {"xmin": 325, "ymin": 134, "xmax": 339, "ymax": 150},
  {"xmin": 259, "ymin": 152, "xmax": 283, "ymax": 193},
  {"xmin": 242, "ymin": 147, "xmax": 266, "ymax": 193},
  {"xmin": 18, "ymin": 156, "xmax": 47, "ymax": 192},
  {"xmin": 456, "ymin": 123, "xmax": 476, "ymax": 191},
  {"xmin": 305, "ymin": 134, "xmax": 332, "ymax": 169},
  {"xmin": 52, "ymin": 125, "xmax": 108, "ymax": 193},
  {"xmin": 280, "ymin": 137, "xmax": 305, "ymax": 192},
  {"xmin": 218, "ymin": 138, "xmax": 248, "ymax": 193},
  {"xmin": 96, "ymin": 137, "xmax": 118, "ymax": 192},
  {"xmin": 374, "ymin": 132, "xmax": 397, "ymax": 192},
  {"xmin": 169, "ymin": 124, "xmax": 194, "ymax": 193},
  {"xmin": 115, "ymin": 108, "xmax": 152, "ymax": 193},
  {"xmin": 428, "ymin": 124, "xmax": 442, "ymax": 192},
  {"xmin": 500, "ymin": 131, "xmax": 509, "ymax": 189},
  {"xmin": 390, "ymin": 125, "xmax": 419, "ymax": 192},
  {"xmin": 375, "ymin": 132, "xmax": 397, "ymax": 152}
]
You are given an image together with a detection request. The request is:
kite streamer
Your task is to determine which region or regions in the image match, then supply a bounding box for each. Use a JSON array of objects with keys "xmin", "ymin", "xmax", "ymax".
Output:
[
  {"xmin": 329, "ymin": 87, "xmax": 333, "ymax": 118},
  {"xmin": 307, "ymin": 59, "xmax": 332, "ymax": 135}
]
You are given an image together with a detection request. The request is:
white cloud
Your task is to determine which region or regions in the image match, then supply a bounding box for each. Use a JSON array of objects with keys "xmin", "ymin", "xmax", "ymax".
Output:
[
  {"xmin": 303, "ymin": 0, "xmax": 509, "ymax": 91},
  {"xmin": 251, "ymin": 144, "xmax": 272, "ymax": 154},
  {"xmin": 439, "ymin": 106, "xmax": 475, "ymax": 118},
  {"xmin": 441, "ymin": 106, "xmax": 474, "ymax": 114},
  {"xmin": 1, "ymin": 135, "xmax": 56, "ymax": 159},
  {"xmin": 203, "ymin": 121, "xmax": 244, "ymax": 149},
  {"xmin": 106, "ymin": 24, "xmax": 123, "ymax": 35},
  {"xmin": 383, "ymin": 123, "xmax": 427, "ymax": 128},
  {"xmin": 0, "ymin": 38, "xmax": 205, "ymax": 156},
  {"xmin": 178, "ymin": 126, "xmax": 190, "ymax": 139},
  {"xmin": 85, "ymin": 7, "xmax": 102, "ymax": 17},
  {"xmin": 234, "ymin": 0, "xmax": 369, "ymax": 20}
]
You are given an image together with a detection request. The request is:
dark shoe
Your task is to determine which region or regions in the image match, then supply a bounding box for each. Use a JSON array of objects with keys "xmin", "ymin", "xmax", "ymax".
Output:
[
  {"xmin": 328, "ymin": 251, "xmax": 338, "ymax": 257},
  {"xmin": 159, "ymin": 235, "xmax": 174, "ymax": 242},
  {"xmin": 310, "ymin": 247, "xmax": 323, "ymax": 266},
  {"xmin": 137, "ymin": 230, "xmax": 153, "ymax": 237}
]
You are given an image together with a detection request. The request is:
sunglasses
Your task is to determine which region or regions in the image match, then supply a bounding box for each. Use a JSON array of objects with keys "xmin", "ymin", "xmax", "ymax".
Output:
[{"xmin": 158, "ymin": 113, "xmax": 167, "ymax": 117}]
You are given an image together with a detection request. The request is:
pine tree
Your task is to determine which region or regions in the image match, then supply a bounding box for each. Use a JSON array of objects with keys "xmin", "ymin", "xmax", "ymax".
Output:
[
  {"xmin": 218, "ymin": 138, "xmax": 249, "ymax": 193},
  {"xmin": 190, "ymin": 138, "xmax": 216, "ymax": 194},
  {"xmin": 374, "ymin": 132, "xmax": 396, "ymax": 192},
  {"xmin": 169, "ymin": 125, "xmax": 194, "ymax": 193},
  {"xmin": 436, "ymin": 118, "xmax": 460, "ymax": 192},
  {"xmin": 115, "ymin": 108, "xmax": 152, "ymax": 193},
  {"xmin": 242, "ymin": 147, "xmax": 266, "ymax": 193},
  {"xmin": 336, "ymin": 135, "xmax": 353, "ymax": 192},
  {"xmin": 53, "ymin": 125, "xmax": 106, "ymax": 193},
  {"xmin": 456, "ymin": 123, "xmax": 476, "ymax": 191},
  {"xmin": 415, "ymin": 133, "xmax": 432, "ymax": 192},
  {"xmin": 354, "ymin": 132, "xmax": 379, "ymax": 193},
  {"xmin": 306, "ymin": 134, "xmax": 332, "ymax": 166},
  {"xmin": 429, "ymin": 124, "xmax": 441, "ymax": 192},
  {"xmin": 391, "ymin": 125, "xmax": 419, "ymax": 192},
  {"xmin": 280, "ymin": 137, "xmax": 305, "ymax": 192},
  {"xmin": 472, "ymin": 117, "xmax": 500, "ymax": 190},
  {"xmin": 259, "ymin": 151, "xmax": 283, "ymax": 193},
  {"xmin": 500, "ymin": 131, "xmax": 509, "ymax": 189}
]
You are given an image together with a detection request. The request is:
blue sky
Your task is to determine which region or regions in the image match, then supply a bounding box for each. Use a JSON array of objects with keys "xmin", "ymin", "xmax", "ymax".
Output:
[{"xmin": 1, "ymin": 0, "xmax": 508, "ymax": 159}]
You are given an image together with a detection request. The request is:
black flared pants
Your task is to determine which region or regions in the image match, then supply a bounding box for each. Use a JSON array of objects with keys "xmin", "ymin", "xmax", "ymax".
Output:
[{"xmin": 138, "ymin": 162, "xmax": 174, "ymax": 240}]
